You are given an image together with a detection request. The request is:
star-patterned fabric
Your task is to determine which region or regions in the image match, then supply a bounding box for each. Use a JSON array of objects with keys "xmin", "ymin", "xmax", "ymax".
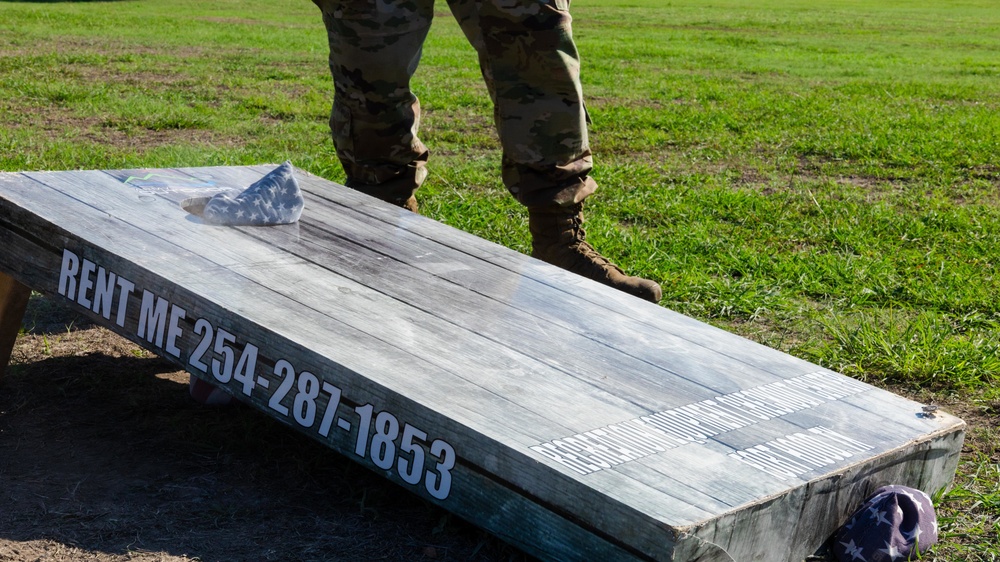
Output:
[
  {"xmin": 833, "ymin": 485, "xmax": 938, "ymax": 562},
  {"xmin": 201, "ymin": 161, "xmax": 304, "ymax": 226}
]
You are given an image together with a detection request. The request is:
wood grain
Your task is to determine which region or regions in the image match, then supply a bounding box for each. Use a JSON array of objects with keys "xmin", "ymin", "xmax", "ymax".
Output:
[{"xmin": 0, "ymin": 166, "xmax": 966, "ymax": 562}]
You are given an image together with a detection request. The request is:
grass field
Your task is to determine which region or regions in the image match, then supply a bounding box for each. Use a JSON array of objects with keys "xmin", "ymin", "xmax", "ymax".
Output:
[{"xmin": 1, "ymin": 0, "xmax": 998, "ymax": 559}]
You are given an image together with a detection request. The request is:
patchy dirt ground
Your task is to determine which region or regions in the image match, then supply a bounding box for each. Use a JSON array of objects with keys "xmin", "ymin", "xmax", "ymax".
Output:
[{"xmin": 0, "ymin": 296, "xmax": 531, "ymax": 562}]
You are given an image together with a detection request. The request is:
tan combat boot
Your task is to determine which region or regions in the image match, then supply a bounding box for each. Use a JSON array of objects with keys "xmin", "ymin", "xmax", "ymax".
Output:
[
  {"xmin": 347, "ymin": 183, "xmax": 419, "ymax": 213},
  {"xmin": 529, "ymin": 204, "xmax": 662, "ymax": 303},
  {"xmin": 345, "ymin": 163, "xmax": 423, "ymax": 214},
  {"xmin": 389, "ymin": 195, "xmax": 419, "ymax": 213}
]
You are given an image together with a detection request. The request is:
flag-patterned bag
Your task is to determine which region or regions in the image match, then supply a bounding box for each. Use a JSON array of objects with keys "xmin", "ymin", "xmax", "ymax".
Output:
[
  {"xmin": 185, "ymin": 161, "xmax": 304, "ymax": 226},
  {"xmin": 833, "ymin": 485, "xmax": 938, "ymax": 562}
]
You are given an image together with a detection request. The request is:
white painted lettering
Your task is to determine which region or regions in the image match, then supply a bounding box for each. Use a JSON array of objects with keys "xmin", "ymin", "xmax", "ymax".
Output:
[
  {"xmin": 786, "ymin": 372, "xmax": 866, "ymax": 401},
  {"xmin": 804, "ymin": 432, "xmax": 865, "ymax": 458},
  {"xmin": 742, "ymin": 388, "xmax": 794, "ymax": 417},
  {"xmin": 767, "ymin": 382, "xmax": 825, "ymax": 410},
  {"xmin": 688, "ymin": 401, "xmax": 753, "ymax": 431},
  {"xmin": 716, "ymin": 393, "xmax": 777, "ymax": 420},
  {"xmin": 608, "ymin": 419, "xmax": 680, "ymax": 451},
  {"xmin": 730, "ymin": 426, "xmax": 874, "ymax": 479},
  {"xmin": 742, "ymin": 386, "xmax": 797, "ymax": 416},
  {"xmin": 550, "ymin": 439, "xmax": 610, "ymax": 472},
  {"xmin": 700, "ymin": 399, "xmax": 758, "ymax": 427},
  {"xmin": 137, "ymin": 289, "xmax": 170, "ymax": 347},
  {"xmin": 563, "ymin": 436, "xmax": 625, "ymax": 467},
  {"xmin": 642, "ymin": 412, "xmax": 710, "ymax": 444},
  {"xmin": 581, "ymin": 429, "xmax": 644, "ymax": 461},
  {"xmin": 771, "ymin": 433, "xmax": 847, "ymax": 467},
  {"xmin": 58, "ymin": 248, "xmax": 80, "ymax": 299},
  {"xmin": 76, "ymin": 259, "xmax": 96, "ymax": 309},
  {"xmin": 531, "ymin": 444, "xmax": 595, "ymax": 475},
  {"xmin": 674, "ymin": 404, "xmax": 734, "ymax": 435},
  {"xmin": 165, "ymin": 304, "xmax": 187, "ymax": 358},
  {"xmin": 91, "ymin": 267, "xmax": 117, "ymax": 319},
  {"xmin": 114, "ymin": 276, "xmax": 135, "ymax": 328},
  {"xmin": 532, "ymin": 372, "xmax": 873, "ymax": 475},
  {"xmin": 808, "ymin": 426, "xmax": 874, "ymax": 453},
  {"xmin": 730, "ymin": 445, "xmax": 810, "ymax": 481}
]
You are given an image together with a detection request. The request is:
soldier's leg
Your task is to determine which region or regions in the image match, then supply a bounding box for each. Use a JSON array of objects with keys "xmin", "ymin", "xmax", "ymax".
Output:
[
  {"xmin": 447, "ymin": 0, "xmax": 661, "ymax": 303},
  {"xmin": 447, "ymin": 0, "xmax": 594, "ymax": 208},
  {"xmin": 312, "ymin": 0, "xmax": 434, "ymax": 211}
]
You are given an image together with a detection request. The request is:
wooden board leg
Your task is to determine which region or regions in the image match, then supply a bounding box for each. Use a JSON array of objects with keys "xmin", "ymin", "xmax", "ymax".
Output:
[{"xmin": 0, "ymin": 272, "xmax": 31, "ymax": 379}]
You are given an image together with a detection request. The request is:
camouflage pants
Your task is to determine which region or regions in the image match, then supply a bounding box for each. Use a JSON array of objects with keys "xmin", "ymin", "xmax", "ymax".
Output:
[{"xmin": 312, "ymin": 0, "xmax": 597, "ymax": 209}]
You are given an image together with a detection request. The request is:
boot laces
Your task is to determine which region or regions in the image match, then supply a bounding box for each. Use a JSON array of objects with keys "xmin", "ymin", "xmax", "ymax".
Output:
[{"xmin": 567, "ymin": 214, "xmax": 626, "ymax": 275}]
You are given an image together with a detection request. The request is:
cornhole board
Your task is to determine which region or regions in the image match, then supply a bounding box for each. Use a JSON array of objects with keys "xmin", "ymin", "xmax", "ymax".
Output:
[{"xmin": 0, "ymin": 165, "xmax": 965, "ymax": 562}]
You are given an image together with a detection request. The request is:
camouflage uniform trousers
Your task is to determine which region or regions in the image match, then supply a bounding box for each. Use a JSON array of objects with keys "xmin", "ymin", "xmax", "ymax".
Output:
[{"xmin": 312, "ymin": 0, "xmax": 597, "ymax": 209}]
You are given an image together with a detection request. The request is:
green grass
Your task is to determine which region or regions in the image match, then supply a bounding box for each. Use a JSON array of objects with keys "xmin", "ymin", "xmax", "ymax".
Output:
[{"xmin": 1, "ymin": 0, "xmax": 998, "ymax": 558}]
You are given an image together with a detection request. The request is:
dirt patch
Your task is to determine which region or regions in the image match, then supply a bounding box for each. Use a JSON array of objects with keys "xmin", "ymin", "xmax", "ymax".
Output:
[
  {"xmin": 194, "ymin": 17, "xmax": 315, "ymax": 30},
  {"xmin": 1, "ymin": 296, "xmax": 531, "ymax": 562},
  {"xmin": 196, "ymin": 17, "xmax": 269, "ymax": 26},
  {"xmin": 0, "ymin": 37, "xmax": 207, "ymax": 65},
  {"xmin": 5, "ymin": 104, "xmax": 237, "ymax": 153}
]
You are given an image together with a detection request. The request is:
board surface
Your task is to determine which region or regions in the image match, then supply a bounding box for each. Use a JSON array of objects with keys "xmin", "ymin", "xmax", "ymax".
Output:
[{"xmin": 0, "ymin": 166, "xmax": 965, "ymax": 561}]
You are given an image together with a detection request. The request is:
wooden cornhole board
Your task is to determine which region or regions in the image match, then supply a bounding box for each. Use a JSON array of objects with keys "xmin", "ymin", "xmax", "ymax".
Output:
[{"xmin": 0, "ymin": 165, "xmax": 965, "ymax": 562}]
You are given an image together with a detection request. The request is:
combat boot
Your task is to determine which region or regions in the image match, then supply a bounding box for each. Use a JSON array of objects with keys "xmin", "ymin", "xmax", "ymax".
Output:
[
  {"xmin": 346, "ymin": 182, "xmax": 419, "ymax": 213},
  {"xmin": 389, "ymin": 195, "xmax": 419, "ymax": 213},
  {"xmin": 345, "ymin": 162, "xmax": 423, "ymax": 214},
  {"xmin": 529, "ymin": 204, "xmax": 662, "ymax": 303}
]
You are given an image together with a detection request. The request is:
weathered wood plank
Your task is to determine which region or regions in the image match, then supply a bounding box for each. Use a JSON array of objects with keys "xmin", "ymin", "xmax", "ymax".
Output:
[
  {"xmin": 104, "ymin": 167, "xmax": 857, "ymax": 404},
  {"xmin": 73, "ymin": 168, "xmax": 779, "ymax": 554},
  {"xmin": 22, "ymin": 170, "xmax": 647, "ymax": 430},
  {"xmin": 9, "ymin": 169, "xmax": 719, "ymax": 558},
  {"xmin": 270, "ymin": 169, "xmax": 859, "ymax": 385},
  {"xmin": 105, "ymin": 163, "xmax": 964, "ymax": 556},
  {"xmin": 0, "ymin": 177, "xmax": 653, "ymax": 561},
  {"xmin": 0, "ymin": 271, "xmax": 31, "ymax": 377},
  {"xmin": 0, "ymin": 166, "xmax": 965, "ymax": 562}
]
